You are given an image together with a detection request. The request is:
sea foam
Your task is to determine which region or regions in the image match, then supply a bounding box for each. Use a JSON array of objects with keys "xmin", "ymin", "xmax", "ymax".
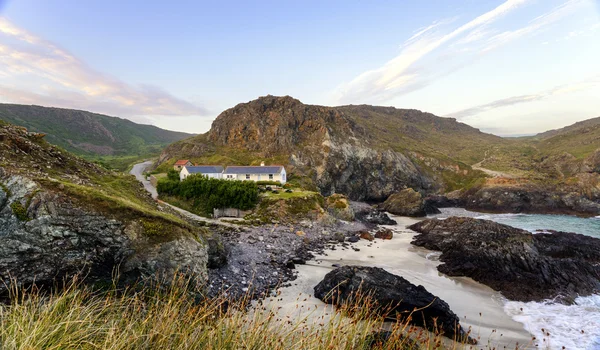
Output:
[{"xmin": 504, "ymin": 294, "xmax": 600, "ymax": 350}]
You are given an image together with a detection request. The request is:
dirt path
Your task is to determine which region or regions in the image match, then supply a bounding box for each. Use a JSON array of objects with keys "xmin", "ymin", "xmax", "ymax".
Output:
[{"xmin": 472, "ymin": 159, "xmax": 515, "ymax": 178}]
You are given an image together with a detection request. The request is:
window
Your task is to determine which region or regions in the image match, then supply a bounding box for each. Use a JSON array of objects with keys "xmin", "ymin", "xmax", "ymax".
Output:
[
  {"xmin": 245, "ymin": 174, "xmax": 250, "ymax": 180},
  {"xmin": 227, "ymin": 174, "xmax": 233, "ymax": 179},
  {"xmin": 269, "ymin": 174, "xmax": 273, "ymax": 180}
]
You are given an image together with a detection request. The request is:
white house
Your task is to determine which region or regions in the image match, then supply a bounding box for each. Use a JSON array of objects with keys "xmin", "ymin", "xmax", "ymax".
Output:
[
  {"xmin": 223, "ymin": 164, "xmax": 286, "ymax": 184},
  {"xmin": 180, "ymin": 165, "xmax": 224, "ymax": 181}
]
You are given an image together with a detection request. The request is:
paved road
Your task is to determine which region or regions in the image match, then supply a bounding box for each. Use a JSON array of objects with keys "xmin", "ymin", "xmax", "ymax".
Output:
[
  {"xmin": 130, "ymin": 161, "xmax": 158, "ymax": 199},
  {"xmin": 130, "ymin": 161, "xmax": 238, "ymax": 227}
]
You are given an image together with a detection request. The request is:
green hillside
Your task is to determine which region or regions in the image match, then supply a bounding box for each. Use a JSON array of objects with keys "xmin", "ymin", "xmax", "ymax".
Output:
[{"xmin": 0, "ymin": 104, "xmax": 193, "ymax": 170}]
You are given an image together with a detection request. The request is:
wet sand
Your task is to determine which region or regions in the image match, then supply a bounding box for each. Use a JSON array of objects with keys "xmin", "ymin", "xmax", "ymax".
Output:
[{"xmin": 268, "ymin": 215, "xmax": 535, "ymax": 349}]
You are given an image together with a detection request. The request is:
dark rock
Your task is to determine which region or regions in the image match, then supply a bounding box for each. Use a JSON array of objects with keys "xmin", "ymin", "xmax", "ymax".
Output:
[
  {"xmin": 380, "ymin": 188, "xmax": 427, "ymax": 217},
  {"xmin": 286, "ymin": 261, "xmax": 296, "ymax": 269},
  {"xmin": 352, "ymin": 202, "xmax": 397, "ymax": 225},
  {"xmin": 292, "ymin": 257, "xmax": 306, "ymax": 265},
  {"xmin": 424, "ymin": 193, "xmax": 464, "ymax": 208},
  {"xmin": 333, "ymin": 232, "xmax": 346, "ymax": 242},
  {"xmin": 409, "ymin": 217, "xmax": 600, "ymax": 302},
  {"xmin": 374, "ymin": 228, "xmax": 394, "ymax": 240},
  {"xmin": 347, "ymin": 236, "xmax": 360, "ymax": 243},
  {"xmin": 207, "ymin": 235, "xmax": 228, "ymax": 269},
  {"xmin": 314, "ymin": 266, "xmax": 474, "ymax": 343}
]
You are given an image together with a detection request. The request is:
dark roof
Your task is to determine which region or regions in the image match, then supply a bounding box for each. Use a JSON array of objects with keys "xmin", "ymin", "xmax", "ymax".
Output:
[
  {"xmin": 184, "ymin": 166, "xmax": 224, "ymax": 174},
  {"xmin": 224, "ymin": 166, "xmax": 284, "ymax": 174},
  {"xmin": 175, "ymin": 159, "xmax": 191, "ymax": 165}
]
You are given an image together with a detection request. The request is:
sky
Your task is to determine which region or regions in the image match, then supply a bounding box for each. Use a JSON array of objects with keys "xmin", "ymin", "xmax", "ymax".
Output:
[{"xmin": 0, "ymin": 0, "xmax": 599, "ymax": 136}]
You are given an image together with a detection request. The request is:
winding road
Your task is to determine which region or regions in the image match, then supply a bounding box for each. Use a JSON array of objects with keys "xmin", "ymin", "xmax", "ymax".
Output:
[{"xmin": 129, "ymin": 161, "xmax": 238, "ymax": 227}]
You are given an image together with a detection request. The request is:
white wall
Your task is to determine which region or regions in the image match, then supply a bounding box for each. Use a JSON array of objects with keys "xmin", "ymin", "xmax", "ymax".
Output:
[
  {"xmin": 180, "ymin": 169, "xmax": 223, "ymax": 181},
  {"xmin": 223, "ymin": 169, "xmax": 286, "ymax": 184}
]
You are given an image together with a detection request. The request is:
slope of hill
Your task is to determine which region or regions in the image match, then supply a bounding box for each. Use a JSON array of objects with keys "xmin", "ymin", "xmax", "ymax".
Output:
[
  {"xmin": 0, "ymin": 122, "xmax": 208, "ymax": 297},
  {"xmin": 0, "ymin": 104, "xmax": 193, "ymax": 169},
  {"xmin": 158, "ymin": 95, "xmax": 506, "ymax": 201}
]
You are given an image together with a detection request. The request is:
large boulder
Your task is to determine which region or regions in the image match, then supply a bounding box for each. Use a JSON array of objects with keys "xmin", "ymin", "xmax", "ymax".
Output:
[
  {"xmin": 409, "ymin": 217, "xmax": 600, "ymax": 303},
  {"xmin": 351, "ymin": 201, "xmax": 397, "ymax": 226},
  {"xmin": 314, "ymin": 266, "xmax": 473, "ymax": 343},
  {"xmin": 380, "ymin": 188, "xmax": 436, "ymax": 217}
]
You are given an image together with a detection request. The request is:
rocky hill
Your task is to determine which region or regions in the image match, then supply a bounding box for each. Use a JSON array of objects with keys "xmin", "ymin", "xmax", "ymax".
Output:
[
  {"xmin": 0, "ymin": 104, "xmax": 193, "ymax": 166},
  {"xmin": 157, "ymin": 95, "xmax": 600, "ymax": 214},
  {"xmin": 158, "ymin": 96, "xmax": 498, "ymax": 201},
  {"xmin": 0, "ymin": 123, "xmax": 207, "ymax": 297}
]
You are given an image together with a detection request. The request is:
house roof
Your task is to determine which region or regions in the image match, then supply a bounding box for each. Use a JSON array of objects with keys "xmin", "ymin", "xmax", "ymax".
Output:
[
  {"xmin": 174, "ymin": 159, "xmax": 191, "ymax": 166},
  {"xmin": 224, "ymin": 165, "xmax": 284, "ymax": 174},
  {"xmin": 184, "ymin": 165, "xmax": 224, "ymax": 174}
]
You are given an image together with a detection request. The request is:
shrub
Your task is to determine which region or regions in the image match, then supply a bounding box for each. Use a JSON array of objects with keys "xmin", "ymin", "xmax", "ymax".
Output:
[
  {"xmin": 271, "ymin": 190, "xmax": 279, "ymax": 194},
  {"xmin": 10, "ymin": 201, "xmax": 29, "ymax": 221},
  {"xmin": 285, "ymin": 189, "xmax": 293, "ymax": 193},
  {"xmin": 157, "ymin": 175, "xmax": 259, "ymax": 215}
]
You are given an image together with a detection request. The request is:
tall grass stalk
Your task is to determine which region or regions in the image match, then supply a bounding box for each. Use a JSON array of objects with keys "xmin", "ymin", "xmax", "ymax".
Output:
[{"xmin": 0, "ymin": 276, "xmax": 530, "ymax": 349}]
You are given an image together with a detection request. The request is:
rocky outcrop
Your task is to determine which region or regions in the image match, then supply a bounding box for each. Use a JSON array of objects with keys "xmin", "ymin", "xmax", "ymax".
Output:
[
  {"xmin": 379, "ymin": 188, "xmax": 438, "ymax": 217},
  {"xmin": 324, "ymin": 194, "xmax": 355, "ymax": 221},
  {"xmin": 351, "ymin": 201, "xmax": 397, "ymax": 226},
  {"xmin": 462, "ymin": 184, "xmax": 600, "ymax": 216},
  {"xmin": 409, "ymin": 217, "xmax": 600, "ymax": 302},
  {"xmin": 0, "ymin": 172, "xmax": 208, "ymax": 297},
  {"xmin": 314, "ymin": 266, "xmax": 474, "ymax": 343},
  {"xmin": 157, "ymin": 95, "xmax": 497, "ymax": 201}
]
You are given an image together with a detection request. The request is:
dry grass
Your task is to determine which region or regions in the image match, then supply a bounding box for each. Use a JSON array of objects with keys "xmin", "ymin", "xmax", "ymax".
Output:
[{"xmin": 0, "ymin": 277, "xmax": 534, "ymax": 350}]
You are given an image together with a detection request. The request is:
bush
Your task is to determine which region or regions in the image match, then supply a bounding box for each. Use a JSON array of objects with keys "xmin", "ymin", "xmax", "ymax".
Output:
[
  {"xmin": 285, "ymin": 189, "xmax": 293, "ymax": 193},
  {"xmin": 271, "ymin": 190, "xmax": 279, "ymax": 194},
  {"xmin": 157, "ymin": 174, "xmax": 259, "ymax": 215}
]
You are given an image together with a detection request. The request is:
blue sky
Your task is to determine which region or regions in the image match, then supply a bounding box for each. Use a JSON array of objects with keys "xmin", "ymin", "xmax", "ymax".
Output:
[{"xmin": 0, "ymin": 0, "xmax": 598, "ymax": 135}]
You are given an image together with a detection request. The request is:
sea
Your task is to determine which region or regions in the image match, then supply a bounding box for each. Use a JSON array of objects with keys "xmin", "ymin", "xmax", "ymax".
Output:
[{"xmin": 430, "ymin": 208, "xmax": 600, "ymax": 350}]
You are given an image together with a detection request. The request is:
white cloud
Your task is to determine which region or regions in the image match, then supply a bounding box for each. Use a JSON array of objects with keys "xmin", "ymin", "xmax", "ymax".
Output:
[
  {"xmin": 445, "ymin": 76, "xmax": 600, "ymax": 120},
  {"xmin": 0, "ymin": 17, "xmax": 208, "ymax": 119},
  {"xmin": 333, "ymin": 0, "xmax": 584, "ymax": 105}
]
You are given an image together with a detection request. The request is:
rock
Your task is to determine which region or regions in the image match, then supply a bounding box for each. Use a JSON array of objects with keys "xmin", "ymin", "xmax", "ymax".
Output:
[
  {"xmin": 314, "ymin": 266, "xmax": 474, "ymax": 343},
  {"xmin": 409, "ymin": 217, "xmax": 600, "ymax": 302},
  {"xmin": 324, "ymin": 194, "xmax": 355, "ymax": 221},
  {"xmin": 461, "ymin": 184, "xmax": 600, "ymax": 216},
  {"xmin": 206, "ymin": 234, "xmax": 227, "ymax": 269},
  {"xmin": 346, "ymin": 236, "xmax": 360, "ymax": 243},
  {"xmin": 333, "ymin": 232, "xmax": 346, "ymax": 242},
  {"xmin": 374, "ymin": 228, "xmax": 393, "ymax": 240},
  {"xmin": 380, "ymin": 188, "xmax": 427, "ymax": 217},
  {"xmin": 285, "ymin": 261, "xmax": 296, "ymax": 269},
  {"xmin": 352, "ymin": 201, "xmax": 397, "ymax": 225},
  {"xmin": 0, "ymin": 174, "xmax": 208, "ymax": 297},
  {"xmin": 295, "ymin": 230, "xmax": 306, "ymax": 237},
  {"xmin": 358, "ymin": 230, "xmax": 374, "ymax": 241},
  {"xmin": 291, "ymin": 257, "xmax": 306, "ymax": 265}
]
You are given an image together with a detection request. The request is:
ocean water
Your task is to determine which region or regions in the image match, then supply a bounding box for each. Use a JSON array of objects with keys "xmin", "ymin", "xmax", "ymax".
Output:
[{"xmin": 430, "ymin": 208, "xmax": 600, "ymax": 350}]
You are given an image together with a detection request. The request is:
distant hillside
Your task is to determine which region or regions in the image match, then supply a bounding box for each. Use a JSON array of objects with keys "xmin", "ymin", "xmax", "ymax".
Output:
[
  {"xmin": 0, "ymin": 104, "xmax": 193, "ymax": 166},
  {"xmin": 532, "ymin": 117, "xmax": 600, "ymax": 159}
]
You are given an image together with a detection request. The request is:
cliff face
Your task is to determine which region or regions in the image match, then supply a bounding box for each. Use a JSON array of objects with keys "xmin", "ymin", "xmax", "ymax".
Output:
[
  {"xmin": 0, "ymin": 124, "xmax": 207, "ymax": 296},
  {"xmin": 159, "ymin": 96, "xmax": 487, "ymax": 201}
]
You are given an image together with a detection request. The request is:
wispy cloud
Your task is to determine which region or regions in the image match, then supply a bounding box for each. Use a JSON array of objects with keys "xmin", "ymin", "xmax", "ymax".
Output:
[
  {"xmin": 0, "ymin": 17, "xmax": 208, "ymax": 118},
  {"xmin": 445, "ymin": 76, "xmax": 600, "ymax": 119},
  {"xmin": 333, "ymin": 0, "xmax": 584, "ymax": 105}
]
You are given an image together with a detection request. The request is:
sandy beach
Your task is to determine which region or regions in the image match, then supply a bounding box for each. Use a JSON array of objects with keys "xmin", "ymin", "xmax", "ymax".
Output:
[{"xmin": 264, "ymin": 215, "xmax": 535, "ymax": 349}]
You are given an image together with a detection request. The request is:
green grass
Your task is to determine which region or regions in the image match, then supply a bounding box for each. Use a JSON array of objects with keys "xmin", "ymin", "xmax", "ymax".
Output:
[
  {"xmin": 0, "ymin": 277, "xmax": 506, "ymax": 350},
  {"xmin": 262, "ymin": 189, "xmax": 319, "ymax": 199}
]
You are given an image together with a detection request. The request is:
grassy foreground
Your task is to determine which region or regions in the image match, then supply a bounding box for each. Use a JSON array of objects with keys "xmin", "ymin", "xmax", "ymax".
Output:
[{"xmin": 0, "ymin": 277, "xmax": 507, "ymax": 350}]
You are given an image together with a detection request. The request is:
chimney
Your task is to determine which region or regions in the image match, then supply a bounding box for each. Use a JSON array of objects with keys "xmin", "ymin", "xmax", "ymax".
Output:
[{"xmin": 260, "ymin": 161, "xmax": 265, "ymax": 166}]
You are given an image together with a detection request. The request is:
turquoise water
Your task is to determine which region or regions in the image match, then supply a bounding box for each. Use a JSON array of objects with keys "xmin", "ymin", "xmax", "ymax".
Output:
[
  {"xmin": 429, "ymin": 208, "xmax": 600, "ymax": 238},
  {"xmin": 428, "ymin": 208, "xmax": 600, "ymax": 349}
]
